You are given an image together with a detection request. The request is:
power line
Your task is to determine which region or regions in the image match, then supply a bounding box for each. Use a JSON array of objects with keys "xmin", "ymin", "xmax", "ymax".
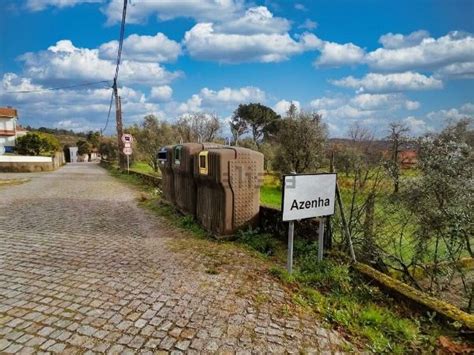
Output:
[
  {"xmin": 2, "ymin": 80, "xmax": 111, "ymax": 94},
  {"xmin": 113, "ymin": 0, "xmax": 128, "ymax": 83},
  {"xmin": 100, "ymin": 90, "xmax": 115, "ymax": 134},
  {"xmin": 112, "ymin": 0, "xmax": 128, "ymax": 168}
]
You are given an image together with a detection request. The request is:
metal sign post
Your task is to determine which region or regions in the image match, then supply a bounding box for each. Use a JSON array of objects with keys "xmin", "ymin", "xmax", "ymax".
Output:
[
  {"xmin": 281, "ymin": 173, "xmax": 337, "ymax": 273},
  {"xmin": 287, "ymin": 221, "xmax": 295, "ymax": 274},
  {"xmin": 318, "ymin": 218, "xmax": 325, "ymax": 262},
  {"xmin": 126, "ymin": 154, "xmax": 130, "ymax": 174}
]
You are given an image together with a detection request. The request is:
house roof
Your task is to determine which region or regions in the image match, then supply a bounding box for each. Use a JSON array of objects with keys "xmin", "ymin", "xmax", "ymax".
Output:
[{"xmin": 0, "ymin": 107, "xmax": 18, "ymax": 118}]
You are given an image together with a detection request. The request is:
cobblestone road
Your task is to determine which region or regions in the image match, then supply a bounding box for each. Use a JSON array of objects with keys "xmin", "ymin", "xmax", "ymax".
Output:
[{"xmin": 0, "ymin": 163, "xmax": 350, "ymax": 354}]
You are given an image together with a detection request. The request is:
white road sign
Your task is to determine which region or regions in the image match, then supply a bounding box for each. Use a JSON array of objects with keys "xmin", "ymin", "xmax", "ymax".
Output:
[
  {"xmin": 121, "ymin": 134, "xmax": 133, "ymax": 143},
  {"xmin": 124, "ymin": 142, "xmax": 132, "ymax": 148},
  {"xmin": 123, "ymin": 147, "xmax": 133, "ymax": 155},
  {"xmin": 282, "ymin": 174, "xmax": 336, "ymax": 222}
]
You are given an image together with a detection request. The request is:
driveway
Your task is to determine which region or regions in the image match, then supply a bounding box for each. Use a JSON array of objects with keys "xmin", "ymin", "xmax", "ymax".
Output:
[{"xmin": 0, "ymin": 163, "xmax": 349, "ymax": 354}]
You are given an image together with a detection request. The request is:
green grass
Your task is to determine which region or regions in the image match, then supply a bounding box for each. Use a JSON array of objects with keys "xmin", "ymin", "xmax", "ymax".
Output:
[
  {"xmin": 130, "ymin": 161, "xmax": 160, "ymax": 176},
  {"xmin": 269, "ymin": 262, "xmax": 443, "ymax": 354}
]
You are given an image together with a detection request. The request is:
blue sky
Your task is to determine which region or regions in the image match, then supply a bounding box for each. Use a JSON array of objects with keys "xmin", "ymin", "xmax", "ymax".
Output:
[{"xmin": 1, "ymin": 0, "xmax": 473, "ymax": 137}]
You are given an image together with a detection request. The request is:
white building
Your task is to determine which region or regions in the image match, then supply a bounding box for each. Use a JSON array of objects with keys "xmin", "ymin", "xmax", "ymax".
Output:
[{"xmin": 0, "ymin": 107, "xmax": 21, "ymax": 153}]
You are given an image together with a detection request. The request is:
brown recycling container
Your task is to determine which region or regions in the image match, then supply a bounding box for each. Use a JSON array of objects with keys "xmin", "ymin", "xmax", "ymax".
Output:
[
  {"xmin": 157, "ymin": 145, "xmax": 175, "ymax": 204},
  {"xmin": 194, "ymin": 147, "xmax": 264, "ymax": 235},
  {"xmin": 172, "ymin": 143, "xmax": 221, "ymax": 215}
]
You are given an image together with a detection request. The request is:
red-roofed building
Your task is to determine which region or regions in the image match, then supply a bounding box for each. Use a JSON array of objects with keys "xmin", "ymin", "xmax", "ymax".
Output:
[
  {"xmin": 399, "ymin": 150, "xmax": 418, "ymax": 169},
  {"xmin": 0, "ymin": 107, "xmax": 20, "ymax": 153}
]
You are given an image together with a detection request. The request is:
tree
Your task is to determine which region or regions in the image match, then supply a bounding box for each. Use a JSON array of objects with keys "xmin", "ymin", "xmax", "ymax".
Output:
[
  {"xmin": 77, "ymin": 139, "xmax": 92, "ymax": 161},
  {"xmin": 16, "ymin": 132, "xmax": 60, "ymax": 156},
  {"xmin": 98, "ymin": 137, "xmax": 118, "ymax": 161},
  {"xmin": 175, "ymin": 112, "xmax": 220, "ymax": 143},
  {"xmin": 386, "ymin": 122, "xmax": 410, "ymax": 193},
  {"xmin": 230, "ymin": 115, "xmax": 248, "ymax": 146},
  {"xmin": 402, "ymin": 119, "xmax": 473, "ymax": 310},
  {"xmin": 131, "ymin": 115, "xmax": 177, "ymax": 172},
  {"xmin": 274, "ymin": 112, "xmax": 328, "ymax": 173},
  {"xmin": 86, "ymin": 131, "xmax": 101, "ymax": 149},
  {"xmin": 232, "ymin": 103, "xmax": 280, "ymax": 147}
]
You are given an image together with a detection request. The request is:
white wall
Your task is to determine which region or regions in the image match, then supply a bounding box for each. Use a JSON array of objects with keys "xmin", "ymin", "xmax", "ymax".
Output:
[
  {"xmin": 0, "ymin": 117, "xmax": 15, "ymax": 131},
  {"xmin": 0, "ymin": 136, "xmax": 16, "ymax": 147},
  {"xmin": 0, "ymin": 155, "xmax": 52, "ymax": 163}
]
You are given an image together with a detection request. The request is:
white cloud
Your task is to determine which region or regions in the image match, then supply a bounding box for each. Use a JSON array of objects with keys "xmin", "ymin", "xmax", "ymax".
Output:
[
  {"xmin": 315, "ymin": 41, "xmax": 365, "ymax": 67},
  {"xmin": 309, "ymin": 93, "xmax": 423, "ymax": 137},
  {"xmin": 169, "ymin": 86, "xmax": 266, "ymax": 114},
  {"xmin": 102, "ymin": 0, "xmax": 241, "ymax": 25},
  {"xmin": 273, "ymin": 100, "xmax": 301, "ymax": 116},
  {"xmin": 435, "ymin": 61, "xmax": 474, "ymax": 79},
  {"xmin": 310, "ymin": 97, "xmax": 344, "ymax": 110},
  {"xmin": 426, "ymin": 103, "xmax": 474, "ymax": 122},
  {"xmin": 298, "ymin": 19, "xmax": 318, "ymax": 31},
  {"xmin": 294, "ymin": 4, "xmax": 307, "ymax": 11},
  {"xmin": 19, "ymin": 40, "xmax": 181, "ymax": 86},
  {"xmin": 402, "ymin": 102, "xmax": 474, "ymax": 135},
  {"xmin": 367, "ymin": 31, "xmax": 474, "ymax": 73},
  {"xmin": 350, "ymin": 93, "xmax": 419, "ymax": 111},
  {"xmin": 402, "ymin": 116, "xmax": 430, "ymax": 135},
  {"xmin": 0, "ymin": 73, "xmax": 161, "ymax": 132},
  {"xmin": 331, "ymin": 72, "xmax": 443, "ymax": 93},
  {"xmin": 99, "ymin": 33, "xmax": 181, "ymax": 63},
  {"xmin": 200, "ymin": 86, "xmax": 265, "ymax": 105},
  {"xmin": 216, "ymin": 6, "xmax": 290, "ymax": 35},
  {"xmin": 25, "ymin": 0, "xmax": 102, "ymax": 11},
  {"xmin": 150, "ymin": 86, "xmax": 173, "ymax": 101},
  {"xmin": 378, "ymin": 30, "xmax": 430, "ymax": 49},
  {"xmin": 183, "ymin": 23, "xmax": 320, "ymax": 63},
  {"xmin": 174, "ymin": 95, "xmax": 203, "ymax": 114}
]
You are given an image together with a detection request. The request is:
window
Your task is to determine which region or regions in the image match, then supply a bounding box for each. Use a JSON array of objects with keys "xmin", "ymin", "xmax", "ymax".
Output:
[
  {"xmin": 174, "ymin": 146, "xmax": 182, "ymax": 165},
  {"xmin": 199, "ymin": 151, "xmax": 208, "ymax": 175},
  {"xmin": 199, "ymin": 155, "xmax": 206, "ymax": 168},
  {"xmin": 157, "ymin": 150, "xmax": 167, "ymax": 162}
]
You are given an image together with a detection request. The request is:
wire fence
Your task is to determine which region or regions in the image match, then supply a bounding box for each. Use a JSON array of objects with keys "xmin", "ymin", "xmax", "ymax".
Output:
[{"xmin": 329, "ymin": 168, "xmax": 473, "ymax": 313}]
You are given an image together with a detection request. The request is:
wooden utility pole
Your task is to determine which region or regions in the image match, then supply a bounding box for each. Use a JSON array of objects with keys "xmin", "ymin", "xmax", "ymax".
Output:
[{"xmin": 113, "ymin": 79, "xmax": 125, "ymax": 169}]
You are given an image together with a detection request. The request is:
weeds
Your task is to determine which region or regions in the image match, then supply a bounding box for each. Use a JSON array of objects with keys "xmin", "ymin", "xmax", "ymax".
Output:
[{"xmin": 236, "ymin": 228, "xmax": 278, "ymax": 256}]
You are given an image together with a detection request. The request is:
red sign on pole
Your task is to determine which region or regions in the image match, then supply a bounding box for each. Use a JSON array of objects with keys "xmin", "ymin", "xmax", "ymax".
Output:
[{"xmin": 121, "ymin": 134, "xmax": 133, "ymax": 143}]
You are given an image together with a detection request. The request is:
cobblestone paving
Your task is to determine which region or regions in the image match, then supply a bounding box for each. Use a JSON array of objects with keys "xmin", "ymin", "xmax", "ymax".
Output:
[{"xmin": 0, "ymin": 163, "xmax": 351, "ymax": 354}]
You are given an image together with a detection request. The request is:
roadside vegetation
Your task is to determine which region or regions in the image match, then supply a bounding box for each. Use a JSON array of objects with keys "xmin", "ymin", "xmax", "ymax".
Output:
[
  {"xmin": 104, "ymin": 164, "xmax": 472, "ymax": 353},
  {"xmin": 98, "ymin": 101, "xmax": 472, "ymax": 352}
]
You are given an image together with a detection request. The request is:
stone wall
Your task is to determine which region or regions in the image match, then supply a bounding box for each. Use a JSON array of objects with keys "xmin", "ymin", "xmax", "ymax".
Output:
[{"xmin": 0, "ymin": 152, "xmax": 65, "ymax": 172}]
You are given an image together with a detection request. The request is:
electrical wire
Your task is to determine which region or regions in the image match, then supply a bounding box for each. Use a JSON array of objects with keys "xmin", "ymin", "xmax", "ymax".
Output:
[
  {"xmin": 113, "ymin": 0, "xmax": 128, "ymax": 83},
  {"xmin": 3, "ymin": 80, "xmax": 111, "ymax": 94},
  {"xmin": 102, "ymin": 0, "xmax": 128, "ymax": 134},
  {"xmin": 101, "ymin": 90, "xmax": 115, "ymax": 135}
]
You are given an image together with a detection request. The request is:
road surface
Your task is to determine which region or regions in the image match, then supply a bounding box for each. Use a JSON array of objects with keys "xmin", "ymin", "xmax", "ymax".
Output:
[{"xmin": 0, "ymin": 163, "xmax": 349, "ymax": 354}]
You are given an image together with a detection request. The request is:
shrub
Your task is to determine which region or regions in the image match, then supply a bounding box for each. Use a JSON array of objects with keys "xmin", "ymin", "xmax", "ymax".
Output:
[
  {"xmin": 16, "ymin": 132, "xmax": 60, "ymax": 156},
  {"xmin": 237, "ymin": 228, "xmax": 277, "ymax": 256}
]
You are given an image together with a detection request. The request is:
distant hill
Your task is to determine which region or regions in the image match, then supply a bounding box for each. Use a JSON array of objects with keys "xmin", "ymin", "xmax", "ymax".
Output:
[{"xmin": 26, "ymin": 126, "xmax": 89, "ymax": 146}]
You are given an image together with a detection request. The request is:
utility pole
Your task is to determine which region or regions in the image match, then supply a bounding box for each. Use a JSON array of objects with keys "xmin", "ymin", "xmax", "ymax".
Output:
[{"xmin": 113, "ymin": 79, "xmax": 125, "ymax": 169}]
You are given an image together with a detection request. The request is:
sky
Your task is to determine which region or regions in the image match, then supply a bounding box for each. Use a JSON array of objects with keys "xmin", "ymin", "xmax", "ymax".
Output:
[{"xmin": 0, "ymin": 0, "xmax": 473, "ymax": 138}]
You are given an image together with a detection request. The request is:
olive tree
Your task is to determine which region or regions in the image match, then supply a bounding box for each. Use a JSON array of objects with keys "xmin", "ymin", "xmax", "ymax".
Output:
[
  {"xmin": 274, "ymin": 111, "xmax": 328, "ymax": 174},
  {"xmin": 401, "ymin": 119, "xmax": 473, "ymax": 310},
  {"xmin": 175, "ymin": 112, "xmax": 220, "ymax": 143},
  {"xmin": 386, "ymin": 122, "xmax": 410, "ymax": 194}
]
